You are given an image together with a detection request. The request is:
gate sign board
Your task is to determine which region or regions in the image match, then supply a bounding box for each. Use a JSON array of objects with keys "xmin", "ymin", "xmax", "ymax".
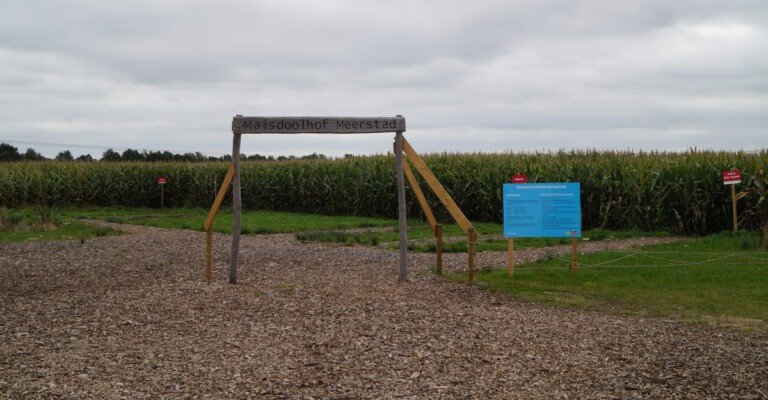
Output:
[
  {"xmin": 233, "ymin": 116, "xmax": 406, "ymax": 134},
  {"xmin": 722, "ymin": 170, "xmax": 741, "ymax": 185},
  {"xmin": 511, "ymin": 174, "xmax": 527, "ymax": 184},
  {"xmin": 503, "ymin": 183, "xmax": 581, "ymax": 238},
  {"xmin": 157, "ymin": 177, "xmax": 167, "ymax": 184}
]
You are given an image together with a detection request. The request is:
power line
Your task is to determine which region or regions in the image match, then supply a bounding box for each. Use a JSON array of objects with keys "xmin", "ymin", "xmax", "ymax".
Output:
[
  {"xmin": 0, "ymin": 139, "xmax": 131, "ymax": 152},
  {"xmin": 0, "ymin": 138, "xmax": 228, "ymax": 156}
]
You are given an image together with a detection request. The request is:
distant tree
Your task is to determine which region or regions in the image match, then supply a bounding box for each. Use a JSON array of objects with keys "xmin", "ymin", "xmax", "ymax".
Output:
[
  {"xmin": 121, "ymin": 148, "xmax": 144, "ymax": 161},
  {"xmin": 24, "ymin": 148, "xmax": 46, "ymax": 161},
  {"xmin": 301, "ymin": 153, "xmax": 327, "ymax": 160},
  {"xmin": 145, "ymin": 150, "xmax": 175, "ymax": 162},
  {"xmin": 55, "ymin": 150, "xmax": 74, "ymax": 161},
  {"xmin": 194, "ymin": 152, "xmax": 207, "ymax": 162},
  {"xmin": 162, "ymin": 151, "xmax": 175, "ymax": 161},
  {"xmin": 0, "ymin": 143, "xmax": 22, "ymax": 161},
  {"xmin": 101, "ymin": 149, "xmax": 122, "ymax": 161},
  {"xmin": 145, "ymin": 150, "xmax": 163, "ymax": 162},
  {"xmin": 76, "ymin": 154, "xmax": 93, "ymax": 162}
]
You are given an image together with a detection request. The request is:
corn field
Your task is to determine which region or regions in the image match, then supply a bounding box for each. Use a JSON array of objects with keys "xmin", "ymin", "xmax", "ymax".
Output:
[{"xmin": 1, "ymin": 150, "xmax": 766, "ymax": 235}]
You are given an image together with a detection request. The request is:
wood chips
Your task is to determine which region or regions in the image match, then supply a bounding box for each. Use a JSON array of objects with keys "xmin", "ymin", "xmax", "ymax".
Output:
[{"xmin": 1, "ymin": 223, "xmax": 766, "ymax": 399}]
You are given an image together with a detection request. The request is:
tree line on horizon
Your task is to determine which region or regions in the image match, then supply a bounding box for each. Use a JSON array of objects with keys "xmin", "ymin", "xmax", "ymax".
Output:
[{"xmin": 0, "ymin": 142, "xmax": 339, "ymax": 162}]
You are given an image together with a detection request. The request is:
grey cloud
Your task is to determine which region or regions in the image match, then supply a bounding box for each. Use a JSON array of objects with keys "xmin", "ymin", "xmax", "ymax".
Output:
[{"xmin": 1, "ymin": 0, "xmax": 767, "ymax": 158}]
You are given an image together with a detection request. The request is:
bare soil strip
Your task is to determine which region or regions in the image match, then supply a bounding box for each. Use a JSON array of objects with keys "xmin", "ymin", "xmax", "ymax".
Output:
[{"xmin": 1, "ymin": 223, "xmax": 766, "ymax": 399}]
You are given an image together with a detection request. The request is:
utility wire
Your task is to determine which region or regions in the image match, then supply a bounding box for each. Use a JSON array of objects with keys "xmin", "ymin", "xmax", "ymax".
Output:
[{"xmin": 0, "ymin": 138, "xmax": 230, "ymax": 157}]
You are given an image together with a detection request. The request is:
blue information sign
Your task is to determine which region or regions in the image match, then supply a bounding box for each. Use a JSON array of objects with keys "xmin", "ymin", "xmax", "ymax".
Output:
[{"xmin": 503, "ymin": 183, "xmax": 581, "ymax": 238}]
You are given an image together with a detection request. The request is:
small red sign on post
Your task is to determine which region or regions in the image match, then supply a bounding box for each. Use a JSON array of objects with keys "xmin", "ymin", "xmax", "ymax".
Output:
[
  {"xmin": 157, "ymin": 177, "xmax": 167, "ymax": 208},
  {"xmin": 722, "ymin": 170, "xmax": 741, "ymax": 185},
  {"xmin": 511, "ymin": 174, "xmax": 527, "ymax": 184}
]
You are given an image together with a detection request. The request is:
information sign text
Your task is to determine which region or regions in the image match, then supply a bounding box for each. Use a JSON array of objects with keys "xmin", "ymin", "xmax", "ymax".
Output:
[
  {"xmin": 503, "ymin": 183, "xmax": 581, "ymax": 238},
  {"xmin": 722, "ymin": 170, "xmax": 741, "ymax": 185}
]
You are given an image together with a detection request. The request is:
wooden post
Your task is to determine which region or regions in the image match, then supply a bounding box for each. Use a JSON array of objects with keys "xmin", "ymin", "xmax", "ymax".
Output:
[
  {"xmin": 203, "ymin": 163, "xmax": 235, "ymax": 282},
  {"xmin": 230, "ymin": 132, "xmax": 242, "ymax": 284},
  {"xmin": 467, "ymin": 227, "xmax": 476, "ymax": 285},
  {"xmin": 402, "ymin": 138, "xmax": 474, "ymax": 238},
  {"xmin": 395, "ymin": 126, "xmax": 408, "ymax": 282},
  {"xmin": 731, "ymin": 184, "xmax": 738, "ymax": 232},
  {"xmin": 160, "ymin": 184, "xmax": 164, "ymax": 209},
  {"xmin": 206, "ymin": 230, "xmax": 212, "ymax": 282},
  {"xmin": 435, "ymin": 223, "xmax": 443, "ymax": 274},
  {"xmin": 507, "ymin": 238, "xmax": 514, "ymax": 278},
  {"xmin": 571, "ymin": 237, "xmax": 578, "ymax": 273},
  {"xmin": 204, "ymin": 164, "xmax": 235, "ymax": 232}
]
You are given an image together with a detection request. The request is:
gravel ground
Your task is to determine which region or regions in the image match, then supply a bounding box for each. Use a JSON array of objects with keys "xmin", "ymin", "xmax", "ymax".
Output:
[{"xmin": 1, "ymin": 223, "xmax": 766, "ymax": 399}]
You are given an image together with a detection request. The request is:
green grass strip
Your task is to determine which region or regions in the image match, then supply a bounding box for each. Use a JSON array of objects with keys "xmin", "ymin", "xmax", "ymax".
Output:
[
  {"xmin": 65, "ymin": 207, "xmax": 397, "ymax": 234},
  {"xmin": 461, "ymin": 231, "xmax": 768, "ymax": 332}
]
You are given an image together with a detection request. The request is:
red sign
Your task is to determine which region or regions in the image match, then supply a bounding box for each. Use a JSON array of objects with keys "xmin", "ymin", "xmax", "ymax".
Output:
[
  {"xmin": 722, "ymin": 170, "xmax": 741, "ymax": 185},
  {"xmin": 157, "ymin": 177, "xmax": 167, "ymax": 184},
  {"xmin": 511, "ymin": 174, "xmax": 527, "ymax": 184}
]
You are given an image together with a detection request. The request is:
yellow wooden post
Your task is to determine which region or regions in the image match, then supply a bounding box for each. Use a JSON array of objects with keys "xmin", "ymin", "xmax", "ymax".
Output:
[
  {"xmin": 203, "ymin": 163, "xmax": 236, "ymax": 232},
  {"xmin": 402, "ymin": 157, "xmax": 437, "ymax": 232},
  {"xmin": 203, "ymin": 163, "xmax": 235, "ymax": 282},
  {"xmin": 467, "ymin": 227, "xmax": 476, "ymax": 285},
  {"xmin": 507, "ymin": 238, "xmax": 514, "ymax": 278},
  {"xmin": 402, "ymin": 138, "xmax": 475, "ymax": 238},
  {"xmin": 571, "ymin": 237, "xmax": 578, "ymax": 273},
  {"xmin": 435, "ymin": 223, "xmax": 443, "ymax": 274}
]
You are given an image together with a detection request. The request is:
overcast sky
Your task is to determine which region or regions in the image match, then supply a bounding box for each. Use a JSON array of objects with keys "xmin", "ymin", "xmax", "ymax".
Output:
[{"xmin": 1, "ymin": 0, "xmax": 767, "ymax": 159}]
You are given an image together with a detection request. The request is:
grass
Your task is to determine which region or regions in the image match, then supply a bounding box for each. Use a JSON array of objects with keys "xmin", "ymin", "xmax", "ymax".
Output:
[
  {"xmin": 65, "ymin": 206, "xmax": 397, "ymax": 234},
  {"xmin": 457, "ymin": 231, "xmax": 768, "ymax": 332},
  {"xmin": 0, "ymin": 207, "xmax": 118, "ymax": 243},
  {"xmin": 297, "ymin": 222, "xmax": 674, "ymax": 252}
]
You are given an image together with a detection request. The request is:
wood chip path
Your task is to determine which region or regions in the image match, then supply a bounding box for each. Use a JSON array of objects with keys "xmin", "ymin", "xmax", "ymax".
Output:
[{"xmin": 1, "ymin": 223, "xmax": 766, "ymax": 399}]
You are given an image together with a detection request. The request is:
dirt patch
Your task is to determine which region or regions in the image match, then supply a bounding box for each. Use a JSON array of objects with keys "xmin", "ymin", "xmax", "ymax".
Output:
[{"xmin": 1, "ymin": 223, "xmax": 766, "ymax": 399}]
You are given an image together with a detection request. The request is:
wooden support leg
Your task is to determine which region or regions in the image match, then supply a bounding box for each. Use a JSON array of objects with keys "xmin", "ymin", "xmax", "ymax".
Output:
[
  {"xmin": 230, "ymin": 133, "xmax": 241, "ymax": 284},
  {"xmin": 395, "ymin": 130, "xmax": 408, "ymax": 282},
  {"xmin": 435, "ymin": 223, "xmax": 443, "ymax": 274},
  {"xmin": 467, "ymin": 227, "xmax": 476, "ymax": 285},
  {"xmin": 507, "ymin": 238, "xmax": 514, "ymax": 278}
]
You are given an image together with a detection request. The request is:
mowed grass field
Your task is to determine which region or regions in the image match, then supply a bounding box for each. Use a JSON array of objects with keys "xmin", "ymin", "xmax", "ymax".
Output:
[{"xmin": 465, "ymin": 232, "xmax": 768, "ymax": 331}]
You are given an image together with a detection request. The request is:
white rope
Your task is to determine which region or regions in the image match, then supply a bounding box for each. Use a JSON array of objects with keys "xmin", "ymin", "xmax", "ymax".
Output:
[{"xmin": 478, "ymin": 252, "xmax": 768, "ymax": 271}]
